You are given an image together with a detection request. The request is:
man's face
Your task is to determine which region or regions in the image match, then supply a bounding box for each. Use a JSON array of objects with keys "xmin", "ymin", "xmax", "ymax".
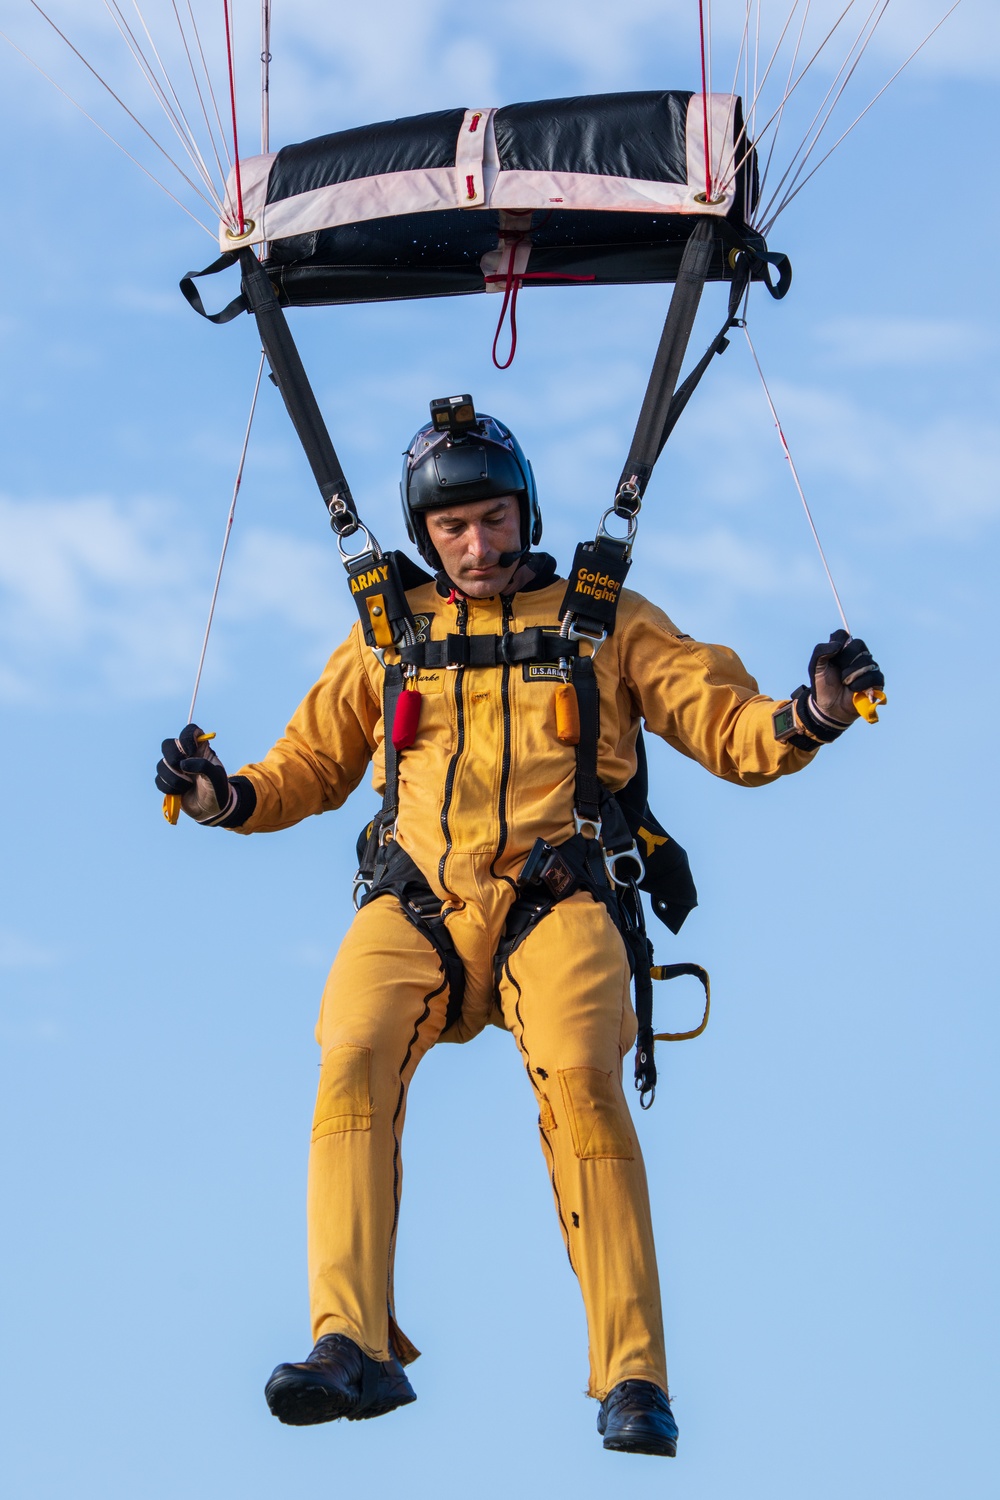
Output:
[{"xmin": 424, "ymin": 493, "xmax": 523, "ymax": 598}]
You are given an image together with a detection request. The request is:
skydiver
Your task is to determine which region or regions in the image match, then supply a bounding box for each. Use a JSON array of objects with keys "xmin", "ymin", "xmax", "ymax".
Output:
[{"xmin": 156, "ymin": 404, "xmax": 883, "ymax": 1457}]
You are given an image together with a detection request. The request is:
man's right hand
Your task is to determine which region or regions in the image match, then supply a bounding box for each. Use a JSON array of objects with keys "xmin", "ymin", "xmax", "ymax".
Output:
[{"xmin": 156, "ymin": 724, "xmax": 238, "ymax": 825}]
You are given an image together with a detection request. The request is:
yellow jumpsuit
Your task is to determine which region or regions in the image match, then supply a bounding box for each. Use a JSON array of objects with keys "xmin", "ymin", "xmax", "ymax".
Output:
[{"xmin": 235, "ymin": 576, "xmax": 815, "ymax": 1399}]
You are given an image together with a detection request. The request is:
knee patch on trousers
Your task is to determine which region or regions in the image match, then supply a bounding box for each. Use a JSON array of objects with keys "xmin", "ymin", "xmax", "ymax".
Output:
[
  {"xmin": 558, "ymin": 1068, "xmax": 634, "ymax": 1160},
  {"xmin": 312, "ymin": 1044, "xmax": 373, "ymax": 1139}
]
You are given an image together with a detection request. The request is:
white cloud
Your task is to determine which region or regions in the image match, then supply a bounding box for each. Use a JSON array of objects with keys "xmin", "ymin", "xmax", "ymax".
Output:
[
  {"xmin": 643, "ymin": 524, "xmax": 818, "ymax": 594},
  {"xmin": 669, "ymin": 368, "xmax": 1000, "ymax": 537},
  {"xmin": 222, "ymin": 526, "xmax": 352, "ymax": 641},
  {"xmin": 815, "ymin": 317, "xmax": 993, "ymax": 369},
  {"xmin": 0, "ymin": 493, "xmax": 199, "ymax": 701},
  {"xmin": 0, "ymin": 495, "xmax": 354, "ymax": 704},
  {"xmin": 0, "ymin": 929, "xmax": 57, "ymax": 969}
]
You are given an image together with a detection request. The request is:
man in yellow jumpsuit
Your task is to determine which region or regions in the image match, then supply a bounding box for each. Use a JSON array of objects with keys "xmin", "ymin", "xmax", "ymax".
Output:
[{"xmin": 156, "ymin": 402, "xmax": 882, "ymax": 1456}]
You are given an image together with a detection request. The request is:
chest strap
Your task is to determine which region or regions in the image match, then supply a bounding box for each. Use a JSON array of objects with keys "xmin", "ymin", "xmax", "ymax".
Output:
[{"xmin": 400, "ymin": 629, "xmax": 581, "ymax": 670}]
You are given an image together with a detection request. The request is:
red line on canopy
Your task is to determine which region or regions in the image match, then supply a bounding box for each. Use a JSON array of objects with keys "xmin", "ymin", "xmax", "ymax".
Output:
[
  {"xmin": 222, "ymin": 0, "xmax": 244, "ymax": 231},
  {"xmin": 697, "ymin": 0, "xmax": 712, "ymax": 200},
  {"xmin": 486, "ymin": 255, "xmax": 595, "ymax": 369}
]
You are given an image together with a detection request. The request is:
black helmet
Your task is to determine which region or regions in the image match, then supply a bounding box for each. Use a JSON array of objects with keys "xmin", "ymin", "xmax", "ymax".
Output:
[{"xmin": 401, "ymin": 394, "xmax": 541, "ymax": 570}]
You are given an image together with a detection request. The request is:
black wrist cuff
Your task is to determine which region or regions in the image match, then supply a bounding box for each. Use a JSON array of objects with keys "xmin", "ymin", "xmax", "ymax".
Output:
[
  {"xmin": 791, "ymin": 685, "xmax": 847, "ymax": 745},
  {"xmin": 217, "ymin": 775, "xmax": 257, "ymax": 829}
]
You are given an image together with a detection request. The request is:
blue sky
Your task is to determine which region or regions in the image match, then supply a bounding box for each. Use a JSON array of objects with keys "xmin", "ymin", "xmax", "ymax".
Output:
[{"xmin": 1, "ymin": 3, "xmax": 998, "ymax": 1497}]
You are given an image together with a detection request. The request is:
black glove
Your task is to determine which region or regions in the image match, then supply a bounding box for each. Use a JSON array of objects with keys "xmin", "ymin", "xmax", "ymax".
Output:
[
  {"xmin": 825, "ymin": 633, "xmax": 884, "ymax": 696},
  {"xmin": 155, "ymin": 724, "xmax": 253, "ymax": 826},
  {"xmin": 782, "ymin": 630, "xmax": 885, "ymax": 748}
]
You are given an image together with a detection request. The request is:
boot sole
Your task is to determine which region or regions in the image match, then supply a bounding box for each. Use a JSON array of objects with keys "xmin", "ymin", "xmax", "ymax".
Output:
[
  {"xmin": 265, "ymin": 1373, "xmax": 355, "ymax": 1426},
  {"xmin": 602, "ymin": 1433, "xmax": 677, "ymax": 1457},
  {"xmin": 265, "ymin": 1373, "xmax": 417, "ymax": 1427}
]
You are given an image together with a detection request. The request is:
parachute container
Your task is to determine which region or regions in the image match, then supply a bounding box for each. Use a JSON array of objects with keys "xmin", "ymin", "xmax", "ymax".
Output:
[{"xmin": 222, "ymin": 92, "xmax": 767, "ymax": 307}]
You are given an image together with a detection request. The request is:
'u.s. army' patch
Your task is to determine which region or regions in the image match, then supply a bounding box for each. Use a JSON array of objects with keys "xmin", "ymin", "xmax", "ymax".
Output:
[{"xmin": 522, "ymin": 663, "xmax": 563, "ymax": 682}]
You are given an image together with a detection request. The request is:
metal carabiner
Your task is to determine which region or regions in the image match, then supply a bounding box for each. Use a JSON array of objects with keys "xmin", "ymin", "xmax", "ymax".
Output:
[
  {"xmin": 603, "ymin": 841, "xmax": 646, "ymax": 888},
  {"xmin": 573, "ymin": 810, "xmax": 603, "ymax": 842},
  {"xmin": 595, "ymin": 503, "xmax": 639, "ymax": 557},
  {"xmin": 335, "ymin": 516, "xmax": 382, "ymax": 563}
]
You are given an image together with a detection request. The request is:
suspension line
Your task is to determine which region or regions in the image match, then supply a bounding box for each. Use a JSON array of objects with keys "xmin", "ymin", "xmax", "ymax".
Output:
[
  {"xmin": 186, "ymin": 352, "xmax": 266, "ymax": 724},
  {"xmin": 742, "ymin": 324, "xmax": 850, "ymax": 634}
]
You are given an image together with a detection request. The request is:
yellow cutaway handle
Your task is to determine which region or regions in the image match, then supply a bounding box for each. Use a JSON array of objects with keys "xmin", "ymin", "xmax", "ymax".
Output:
[
  {"xmin": 162, "ymin": 732, "xmax": 215, "ymax": 825},
  {"xmin": 853, "ymin": 688, "xmax": 887, "ymax": 725}
]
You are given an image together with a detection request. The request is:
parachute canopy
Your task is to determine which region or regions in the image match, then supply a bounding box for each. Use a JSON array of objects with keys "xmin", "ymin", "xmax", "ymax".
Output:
[{"xmin": 223, "ymin": 91, "xmax": 768, "ymax": 307}]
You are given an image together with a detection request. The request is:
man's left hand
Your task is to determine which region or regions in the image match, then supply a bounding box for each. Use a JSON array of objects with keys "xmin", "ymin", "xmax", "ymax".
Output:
[{"xmin": 812, "ymin": 630, "xmax": 885, "ymax": 725}]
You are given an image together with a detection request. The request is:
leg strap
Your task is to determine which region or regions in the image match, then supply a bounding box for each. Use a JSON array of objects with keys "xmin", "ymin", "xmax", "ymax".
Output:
[{"xmin": 361, "ymin": 839, "xmax": 466, "ymax": 1032}]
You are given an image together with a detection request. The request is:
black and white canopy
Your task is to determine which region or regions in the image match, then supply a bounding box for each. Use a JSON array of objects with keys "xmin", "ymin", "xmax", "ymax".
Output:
[{"xmin": 221, "ymin": 91, "xmax": 763, "ymax": 307}]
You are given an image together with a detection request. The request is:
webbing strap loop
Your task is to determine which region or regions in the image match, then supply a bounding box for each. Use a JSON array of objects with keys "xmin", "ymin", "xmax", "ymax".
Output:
[
  {"xmin": 650, "ymin": 962, "xmax": 711, "ymax": 1041},
  {"xmin": 179, "ymin": 251, "xmax": 246, "ymax": 324}
]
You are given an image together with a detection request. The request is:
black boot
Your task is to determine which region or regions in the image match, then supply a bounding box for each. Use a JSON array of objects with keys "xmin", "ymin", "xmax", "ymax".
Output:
[
  {"xmin": 597, "ymin": 1379, "xmax": 678, "ymax": 1456},
  {"xmin": 264, "ymin": 1333, "xmax": 417, "ymax": 1426}
]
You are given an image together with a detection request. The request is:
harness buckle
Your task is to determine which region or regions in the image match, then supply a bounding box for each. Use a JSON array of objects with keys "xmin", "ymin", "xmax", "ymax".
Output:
[
  {"xmin": 573, "ymin": 810, "xmax": 602, "ymax": 842},
  {"xmin": 603, "ymin": 841, "xmax": 646, "ymax": 888},
  {"xmin": 564, "ymin": 619, "xmax": 608, "ymax": 656},
  {"xmin": 352, "ymin": 874, "xmax": 371, "ymax": 910}
]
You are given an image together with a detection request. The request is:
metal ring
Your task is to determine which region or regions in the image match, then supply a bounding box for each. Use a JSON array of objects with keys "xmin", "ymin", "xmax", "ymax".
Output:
[
  {"xmin": 335, "ymin": 520, "xmax": 380, "ymax": 563},
  {"xmin": 224, "ymin": 217, "xmax": 257, "ymax": 243},
  {"xmin": 572, "ymin": 812, "xmax": 602, "ymax": 841},
  {"xmin": 596, "ymin": 505, "xmax": 639, "ymax": 548},
  {"xmin": 693, "ymin": 192, "xmax": 727, "ymax": 206},
  {"xmin": 603, "ymin": 842, "xmax": 646, "ymax": 888}
]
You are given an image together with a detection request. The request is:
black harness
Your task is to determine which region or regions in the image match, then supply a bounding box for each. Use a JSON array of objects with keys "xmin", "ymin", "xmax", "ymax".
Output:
[
  {"xmin": 181, "ymin": 216, "xmax": 787, "ymax": 1102},
  {"xmin": 350, "ymin": 562, "xmax": 699, "ymax": 1106}
]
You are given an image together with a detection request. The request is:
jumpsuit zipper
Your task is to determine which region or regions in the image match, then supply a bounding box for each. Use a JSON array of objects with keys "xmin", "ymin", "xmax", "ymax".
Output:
[
  {"xmin": 490, "ymin": 593, "xmax": 517, "ymax": 889},
  {"xmin": 437, "ymin": 599, "xmax": 468, "ymax": 891}
]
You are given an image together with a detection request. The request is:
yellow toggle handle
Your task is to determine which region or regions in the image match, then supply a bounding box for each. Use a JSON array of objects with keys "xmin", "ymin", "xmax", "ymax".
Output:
[
  {"xmin": 162, "ymin": 732, "xmax": 216, "ymax": 824},
  {"xmin": 853, "ymin": 688, "xmax": 887, "ymax": 725}
]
